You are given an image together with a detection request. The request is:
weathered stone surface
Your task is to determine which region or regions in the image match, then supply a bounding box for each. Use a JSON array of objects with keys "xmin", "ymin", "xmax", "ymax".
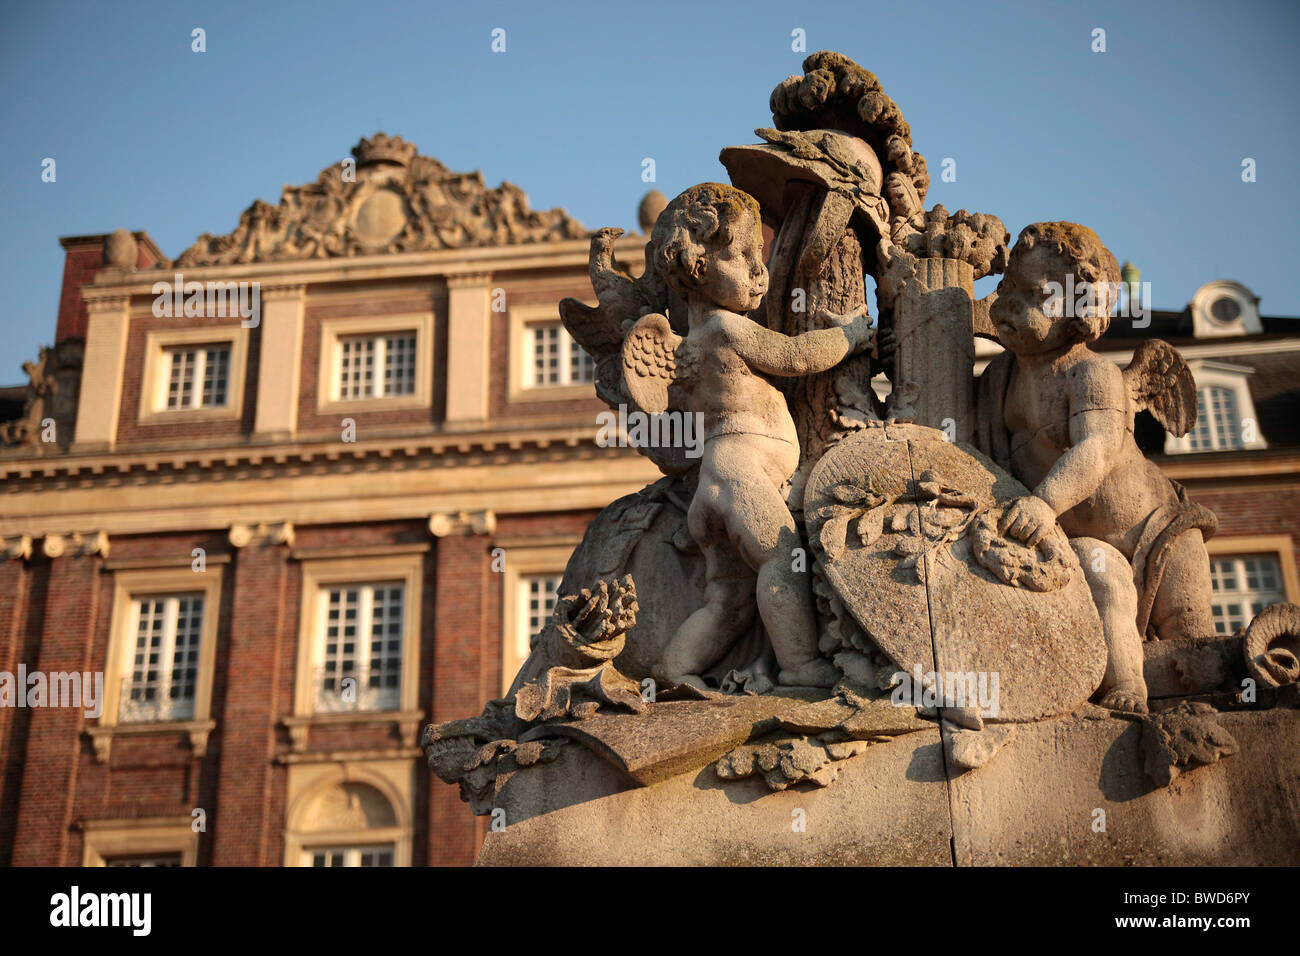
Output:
[
  {"xmin": 1143, "ymin": 633, "xmax": 1243, "ymax": 699},
  {"xmin": 806, "ymin": 424, "xmax": 1107, "ymax": 723},
  {"xmin": 480, "ymin": 727, "xmax": 953, "ymax": 865},
  {"xmin": 539, "ymin": 693, "xmax": 821, "ymax": 786},
  {"xmin": 177, "ymin": 133, "xmax": 586, "ymax": 265},
  {"xmin": 946, "ymin": 708, "xmax": 1299, "ymax": 865}
]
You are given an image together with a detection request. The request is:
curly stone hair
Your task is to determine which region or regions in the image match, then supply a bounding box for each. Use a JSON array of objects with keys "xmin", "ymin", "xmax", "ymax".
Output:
[
  {"xmin": 650, "ymin": 183, "xmax": 762, "ymax": 297},
  {"xmin": 1014, "ymin": 221, "xmax": 1121, "ymax": 341}
]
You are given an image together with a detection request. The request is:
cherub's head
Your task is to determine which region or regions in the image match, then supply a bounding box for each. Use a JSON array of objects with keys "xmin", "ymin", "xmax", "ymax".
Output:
[
  {"xmin": 650, "ymin": 183, "xmax": 768, "ymax": 314},
  {"xmin": 990, "ymin": 222, "xmax": 1120, "ymax": 355}
]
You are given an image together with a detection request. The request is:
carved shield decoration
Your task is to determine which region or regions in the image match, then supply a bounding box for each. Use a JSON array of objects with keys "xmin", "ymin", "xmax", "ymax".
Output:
[{"xmin": 805, "ymin": 424, "xmax": 1106, "ymax": 722}]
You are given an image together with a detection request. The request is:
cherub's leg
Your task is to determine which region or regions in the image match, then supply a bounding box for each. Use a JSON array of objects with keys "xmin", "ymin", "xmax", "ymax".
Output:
[
  {"xmin": 1072, "ymin": 537, "xmax": 1147, "ymax": 713},
  {"xmin": 1149, "ymin": 531, "xmax": 1215, "ymax": 641},
  {"xmin": 652, "ymin": 539, "xmax": 755, "ymax": 689},
  {"xmin": 724, "ymin": 474, "xmax": 838, "ymax": 688}
]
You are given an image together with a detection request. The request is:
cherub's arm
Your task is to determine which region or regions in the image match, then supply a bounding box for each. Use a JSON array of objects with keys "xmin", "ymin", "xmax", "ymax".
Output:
[
  {"xmin": 718, "ymin": 311, "xmax": 871, "ymax": 378},
  {"xmin": 1000, "ymin": 358, "xmax": 1129, "ymax": 546},
  {"xmin": 1034, "ymin": 359, "xmax": 1128, "ymax": 515}
]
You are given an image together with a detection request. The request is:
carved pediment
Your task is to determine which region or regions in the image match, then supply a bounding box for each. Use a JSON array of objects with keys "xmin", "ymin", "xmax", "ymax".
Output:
[{"xmin": 176, "ymin": 133, "xmax": 587, "ymax": 266}]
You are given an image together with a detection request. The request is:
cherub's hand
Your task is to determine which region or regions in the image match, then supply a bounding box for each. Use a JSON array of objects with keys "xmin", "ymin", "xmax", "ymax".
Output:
[
  {"xmin": 816, "ymin": 304, "xmax": 874, "ymax": 355},
  {"xmin": 998, "ymin": 495, "xmax": 1057, "ymax": 548}
]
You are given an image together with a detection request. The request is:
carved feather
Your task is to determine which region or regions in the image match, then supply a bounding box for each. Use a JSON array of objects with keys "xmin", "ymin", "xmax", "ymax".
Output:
[
  {"xmin": 1123, "ymin": 339, "xmax": 1197, "ymax": 437},
  {"xmin": 621, "ymin": 313, "xmax": 680, "ymax": 415}
]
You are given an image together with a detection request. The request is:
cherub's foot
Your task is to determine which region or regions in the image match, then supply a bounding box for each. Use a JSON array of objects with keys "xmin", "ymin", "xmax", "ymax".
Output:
[
  {"xmin": 779, "ymin": 658, "xmax": 841, "ymax": 688},
  {"xmin": 1098, "ymin": 685, "xmax": 1148, "ymax": 714}
]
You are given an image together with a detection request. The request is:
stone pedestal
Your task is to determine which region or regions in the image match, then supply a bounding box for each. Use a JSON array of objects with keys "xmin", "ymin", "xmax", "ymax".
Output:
[{"xmin": 473, "ymin": 704, "xmax": 1300, "ymax": 866}]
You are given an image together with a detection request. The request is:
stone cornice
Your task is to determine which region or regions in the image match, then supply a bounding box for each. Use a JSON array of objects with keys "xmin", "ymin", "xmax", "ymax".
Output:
[
  {"xmin": 0, "ymin": 422, "xmax": 622, "ymax": 482},
  {"xmin": 79, "ymin": 233, "xmax": 646, "ymax": 297}
]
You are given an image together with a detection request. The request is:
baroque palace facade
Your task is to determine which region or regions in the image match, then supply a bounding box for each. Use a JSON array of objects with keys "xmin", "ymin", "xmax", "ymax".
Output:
[{"xmin": 1, "ymin": 135, "xmax": 1297, "ymax": 866}]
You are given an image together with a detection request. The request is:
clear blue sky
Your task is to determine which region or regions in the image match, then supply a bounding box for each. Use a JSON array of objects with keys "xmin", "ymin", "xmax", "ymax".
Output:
[{"xmin": 2, "ymin": 0, "xmax": 1298, "ymax": 379}]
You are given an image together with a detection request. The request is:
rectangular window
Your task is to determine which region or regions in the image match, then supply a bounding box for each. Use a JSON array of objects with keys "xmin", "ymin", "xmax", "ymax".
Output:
[
  {"xmin": 119, "ymin": 594, "xmax": 204, "ymax": 723},
  {"xmin": 517, "ymin": 573, "xmax": 561, "ymax": 664},
  {"xmin": 1189, "ymin": 386, "xmax": 1243, "ymax": 451},
  {"xmin": 337, "ymin": 333, "xmax": 417, "ymax": 400},
  {"xmin": 105, "ymin": 854, "xmax": 183, "ymax": 867},
  {"xmin": 165, "ymin": 345, "xmax": 231, "ymax": 410},
  {"xmin": 315, "ymin": 582, "xmax": 404, "ymax": 712},
  {"xmin": 1209, "ymin": 554, "xmax": 1285, "ymax": 635},
  {"xmin": 308, "ymin": 845, "xmax": 395, "ymax": 867},
  {"xmin": 526, "ymin": 322, "xmax": 594, "ymax": 388}
]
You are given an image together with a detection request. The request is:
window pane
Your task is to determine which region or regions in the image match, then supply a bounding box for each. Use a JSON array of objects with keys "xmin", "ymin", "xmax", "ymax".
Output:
[
  {"xmin": 532, "ymin": 325, "xmax": 562, "ymax": 386},
  {"xmin": 121, "ymin": 594, "xmax": 204, "ymax": 722},
  {"xmin": 202, "ymin": 347, "xmax": 230, "ymax": 406},
  {"xmin": 339, "ymin": 337, "xmax": 376, "ymax": 399},
  {"xmin": 383, "ymin": 335, "xmax": 417, "ymax": 396},
  {"xmin": 1208, "ymin": 554, "xmax": 1285, "ymax": 635},
  {"xmin": 569, "ymin": 339, "xmax": 596, "ymax": 384},
  {"xmin": 167, "ymin": 349, "xmax": 197, "ymax": 409},
  {"xmin": 316, "ymin": 582, "xmax": 403, "ymax": 712}
]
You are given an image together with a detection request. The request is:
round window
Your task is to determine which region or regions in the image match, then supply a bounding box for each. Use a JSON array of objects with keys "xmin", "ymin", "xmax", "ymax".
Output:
[{"xmin": 1210, "ymin": 296, "xmax": 1241, "ymax": 324}]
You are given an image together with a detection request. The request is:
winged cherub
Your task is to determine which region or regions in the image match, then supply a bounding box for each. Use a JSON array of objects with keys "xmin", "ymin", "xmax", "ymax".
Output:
[
  {"xmin": 977, "ymin": 222, "xmax": 1216, "ymax": 713},
  {"xmin": 623, "ymin": 183, "xmax": 874, "ymax": 689}
]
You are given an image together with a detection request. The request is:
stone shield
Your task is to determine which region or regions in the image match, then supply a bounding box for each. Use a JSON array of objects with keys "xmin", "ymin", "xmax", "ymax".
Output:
[{"xmin": 804, "ymin": 424, "xmax": 1106, "ymax": 722}]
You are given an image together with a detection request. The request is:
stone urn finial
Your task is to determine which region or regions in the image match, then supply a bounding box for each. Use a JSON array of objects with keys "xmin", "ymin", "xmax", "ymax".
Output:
[
  {"xmin": 103, "ymin": 228, "xmax": 137, "ymax": 270},
  {"xmin": 637, "ymin": 190, "xmax": 667, "ymax": 234}
]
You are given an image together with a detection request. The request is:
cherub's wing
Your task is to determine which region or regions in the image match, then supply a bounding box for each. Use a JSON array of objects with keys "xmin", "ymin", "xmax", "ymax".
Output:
[
  {"xmin": 1123, "ymin": 338, "xmax": 1197, "ymax": 437},
  {"xmin": 621, "ymin": 313, "xmax": 680, "ymax": 415},
  {"xmin": 559, "ymin": 297, "xmax": 624, "ymax": 360}
]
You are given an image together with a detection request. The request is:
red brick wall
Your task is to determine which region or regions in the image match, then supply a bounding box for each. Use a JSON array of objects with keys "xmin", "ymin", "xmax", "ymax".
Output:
[{"xmin": 10, "ymin": 549, "xmax": 104, "ymax": 865}]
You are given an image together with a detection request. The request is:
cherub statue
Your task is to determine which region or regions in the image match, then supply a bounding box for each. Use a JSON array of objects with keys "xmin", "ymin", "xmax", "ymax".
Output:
[
  {"xmin": 976, "ymin": 222, "xmax": 1216, "ymax": 713},
  {"xmin": 623, "ymin": 183, "xmax": 875, "ymax": 689}
]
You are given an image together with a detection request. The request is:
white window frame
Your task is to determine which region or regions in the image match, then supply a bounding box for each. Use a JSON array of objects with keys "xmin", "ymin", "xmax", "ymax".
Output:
[
  {"xmin": 163, "ymin": 344, "xmax": 232, "ymax": 410},
  {"xmin": 294, "ymin": 554, "xmax": 423, "ymax": 719},
  {"xmin": 507, "ymin": 304, "xmax": 598, "ymax": 402},
  {"xmin": 1208, "ymin": 553, "xmax": 1288, "ymax": 635},
  {"xmin": 312, "ymin": 580, "xmax": 406, "ymax": 713},
  {"xmin": 334, "ymin": 332, "xmax": 418, "ymax": 400},
  {"xmin": 138, "ymin": 325, "xmax": 248, "ymax": 423},
  {"xmin": 304, "ymin": 844, "xmax": 397, "ymax": 867},
  {"xmin": 119, "ymin": 592, "xmax": 206, "ymax": 723},
  {"xmin": 1165, "ymin": 361, "xmax": 1267, "ymax": 454},
  {"xmin": 1204, "ymin": 536, "xmax": 1299, "ymax": 637},
  {"xmin": 100, "ymin": 567, "xmax": 223, "ymax": 741},
  {"xmin": 316, "ymin": 313, "xmax": 433, "ymax": 414}
]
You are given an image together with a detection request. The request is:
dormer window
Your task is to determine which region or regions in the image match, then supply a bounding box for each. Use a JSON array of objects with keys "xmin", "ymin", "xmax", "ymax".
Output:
[
  {"xmin": 1189, "ymin": 280, "xmax": 1263, "ymax": 338},
  {"xmin": 1165, "ymin": 361, "xmax": 1267, "ymax": 454}
]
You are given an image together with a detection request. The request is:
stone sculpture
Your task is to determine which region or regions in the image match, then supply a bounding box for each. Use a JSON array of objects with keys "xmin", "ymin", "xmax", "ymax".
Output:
[
  {"xmin": 975, "ymin": 222, "xmax": 1217, "ymax": 713},
  {"xmin": 424, "ymin": 51, "xmax": 1300, "ymax": 866}
]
